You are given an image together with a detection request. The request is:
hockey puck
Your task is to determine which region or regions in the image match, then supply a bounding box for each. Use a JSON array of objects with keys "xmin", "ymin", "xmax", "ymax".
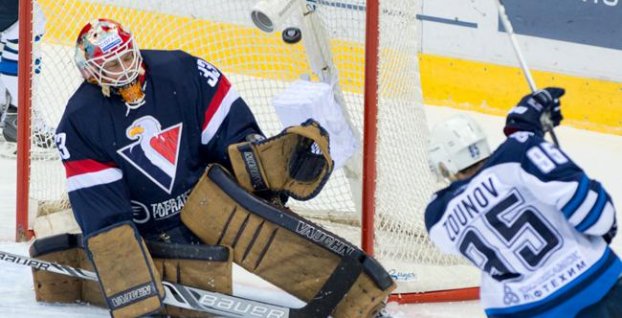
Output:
[{"xmin": 282, "ymin": 27, "xmax": 302, "ymax": 44}]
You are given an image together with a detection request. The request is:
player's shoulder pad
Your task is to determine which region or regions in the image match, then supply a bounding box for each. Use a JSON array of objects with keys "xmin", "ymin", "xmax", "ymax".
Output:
[
  {"xmin": 424, "ymin": 181, "xmax": 469, "ymax": 231},
  {"xmin": 58, "ymin": 81, "xmax": 111, "ymax": 132},
  {"xmin": 485, "ymin": 131, "xmax": 541, "ymax": 165},
  {"xmin": 64, "ymin": 81, "xmax": 105, "ymax": 113},
  {"xmin": 499, "ymin": 132, "xmax": 581, "ymax": 182},
  {"xmin": 141, "ymin": 49, "xmax": 196, "ymax": 72}
]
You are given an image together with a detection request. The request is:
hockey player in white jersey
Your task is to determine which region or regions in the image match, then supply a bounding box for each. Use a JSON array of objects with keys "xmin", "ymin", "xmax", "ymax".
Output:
[
  {"xmin": 425, "ymin": 87, "xmax": 621, "ymax": 317},
  {"xmin": 0, "ymin": 0, "xmax": 51, "ymax": 151}
]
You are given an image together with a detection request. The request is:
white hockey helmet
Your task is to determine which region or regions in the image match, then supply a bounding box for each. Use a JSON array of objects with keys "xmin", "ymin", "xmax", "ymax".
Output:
[{"xmin": 428, "ymin": 114, "xmax": 491, "ymax": 180}]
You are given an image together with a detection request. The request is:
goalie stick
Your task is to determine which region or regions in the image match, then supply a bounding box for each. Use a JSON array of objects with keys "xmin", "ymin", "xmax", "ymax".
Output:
[{"xmin": 0, "ymin": 250, "xmax": 363, "ymax": 318}]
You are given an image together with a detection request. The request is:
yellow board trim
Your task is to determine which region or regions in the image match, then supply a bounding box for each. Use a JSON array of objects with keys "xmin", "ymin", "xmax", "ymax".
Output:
[
  {"xmin": 420, "ymin": 54, "xmax": 622, "ymax": 135},
  {"xmin": 38, "ymin": 0, "xmax": 622, "ymax": 135}
]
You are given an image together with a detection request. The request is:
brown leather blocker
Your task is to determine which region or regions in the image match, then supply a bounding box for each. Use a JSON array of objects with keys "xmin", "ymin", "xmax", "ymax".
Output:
[
  {"xmin": 228, "ymin": 119, "xmax": 333, "ymax": 201},
  {"xmin": 85, "ymin": 222, "xmax": 164, "ymax": 318},
  {"xmin": 182, "ymin": 165, "xmax": 396, "ymax": 318}
]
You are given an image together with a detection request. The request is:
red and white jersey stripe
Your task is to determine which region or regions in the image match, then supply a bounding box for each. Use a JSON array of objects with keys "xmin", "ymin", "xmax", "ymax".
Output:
[
  {"xmin": 201, "ymin": 76, "xmax": 241, "ymax": 145},
  {"xmin": 64, "ymin": 159, "xmax": 123, "ymax": 192}
]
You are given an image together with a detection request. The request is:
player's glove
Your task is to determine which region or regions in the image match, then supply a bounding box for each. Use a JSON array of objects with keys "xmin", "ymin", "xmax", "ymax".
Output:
[
  {"xmin": 503, "ymin": 87, "xmax": 565, "ymax": 137},
  {"xmin": 603, "ymin": 219, "xmax": 618, "ymax": 245}
]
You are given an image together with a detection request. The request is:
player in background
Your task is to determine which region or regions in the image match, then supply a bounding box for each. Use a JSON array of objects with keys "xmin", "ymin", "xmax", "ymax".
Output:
[
  {"xmin": 0, "ymin": 0, "xmax": 51, "ymax": 149},
  {"xmin": 425, "ymin": 88, "xmax": 621, "ymax": 317},
  {"xmin": 47, "ymin": 18, "xmax": 394, "ymax": 317}
]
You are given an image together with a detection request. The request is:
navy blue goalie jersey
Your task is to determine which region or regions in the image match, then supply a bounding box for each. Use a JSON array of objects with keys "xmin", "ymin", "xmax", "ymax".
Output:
[
  {"xmin": 425, "ymin": 132, "xmax": 620, "ymax": 317},
  {"xmin": 56, "ymin": 50, "xmax": 262, "ymax": 237}
]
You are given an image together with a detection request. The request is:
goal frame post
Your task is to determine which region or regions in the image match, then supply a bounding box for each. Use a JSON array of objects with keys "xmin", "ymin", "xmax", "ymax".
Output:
[
  {"xmin": 16, "ymin": 0, "xmax": 35, "ymax": 242},
  {"xmin": 15, "ymin": 0, "xmax": 480, "ymax": 303}
]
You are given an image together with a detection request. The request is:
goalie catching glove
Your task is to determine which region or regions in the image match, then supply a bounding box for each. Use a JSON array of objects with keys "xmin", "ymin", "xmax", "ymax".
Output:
[{"xmin": 228, "ymin": 119, "xmax": 333, "ymax": 201}]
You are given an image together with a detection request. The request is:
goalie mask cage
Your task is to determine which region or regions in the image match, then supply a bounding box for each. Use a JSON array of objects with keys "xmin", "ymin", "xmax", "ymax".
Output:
[{"xmin": 17, "ymin": 0, "xmax": 479, "ymax": 303}]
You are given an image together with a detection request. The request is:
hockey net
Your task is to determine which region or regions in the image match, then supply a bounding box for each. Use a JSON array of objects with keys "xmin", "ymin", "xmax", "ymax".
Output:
[{"xmin": 17, "ymin": 0, "xmax": 479, "ymax": 301}]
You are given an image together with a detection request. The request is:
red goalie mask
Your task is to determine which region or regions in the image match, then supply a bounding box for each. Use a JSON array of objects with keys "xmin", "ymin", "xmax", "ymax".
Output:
[{"xmin": 74, "ymin": 18, "xmax": 145, "ymax": 108}]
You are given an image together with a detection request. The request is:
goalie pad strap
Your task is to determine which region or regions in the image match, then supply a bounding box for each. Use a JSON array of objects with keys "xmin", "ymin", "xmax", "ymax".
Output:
[
  {"xmin": 208, "ymin": 164, "xmax": 393, "ymax": 291},
  {"xmin": 235, "ymin": 142, "xmax": 269, "ymax": 193},
  {"xmin": 149, "ymin": 241, "xmax": 233, "ymax": 318},
  {"xmin": 304, "ymin": 255, "xmax": 363, "ymax": 317},
  {"xmin": 30, "ymin": 233, "xmax": 231, "ymax": 262},
  {"xmin": 146, "ymin": 240, "xmax": 230, "ymax": 261},
  {"xmin": 30, "ymin": 232, "xmax": 83, "ymax": 256},
  {"xmin": 85, "ymin": 222, "xmax": 164, "ymax": 318}
]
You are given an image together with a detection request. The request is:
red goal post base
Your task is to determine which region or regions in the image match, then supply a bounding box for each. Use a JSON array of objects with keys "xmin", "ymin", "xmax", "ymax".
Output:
[
  {"xmin": 389, "ymin": 287, "xmax": 480, "ymax": 304},
  {"xmin": 16, "ymin": 227, "xmax": 35, "ymax": 242}
]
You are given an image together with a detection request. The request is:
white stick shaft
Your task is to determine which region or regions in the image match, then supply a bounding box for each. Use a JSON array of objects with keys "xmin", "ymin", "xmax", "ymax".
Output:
[
  {"xmin": 0, "ymin": 250, "xmax": 292, "ymax": 318},
  {"xmin": 494, "ymin": 0, "xmax": 560, "ymax": 147},
  {"xmin": 495, "ymin": 0, "xmax": 537, "ymax": 92}
]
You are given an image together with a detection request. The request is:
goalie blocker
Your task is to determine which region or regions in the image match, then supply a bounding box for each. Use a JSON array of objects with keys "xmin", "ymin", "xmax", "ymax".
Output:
[
  {"xmin": 182, "ymin": 164, "xmax": 396, "ymax": 318},
  {"xmin": 30, "ymin": 232, "xmax": 232, "ymax": 318}
]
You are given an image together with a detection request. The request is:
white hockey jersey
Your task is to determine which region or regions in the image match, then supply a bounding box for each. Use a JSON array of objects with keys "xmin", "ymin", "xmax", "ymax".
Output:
[{"xmin": 425, "ymin": 132, "xmax": 621, "ymax": 317}]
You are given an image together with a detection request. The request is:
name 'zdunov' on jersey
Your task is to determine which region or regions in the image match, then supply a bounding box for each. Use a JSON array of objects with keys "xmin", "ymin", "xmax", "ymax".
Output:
[{"xmin": 425, "ymin": 132, "xmax": 621, "ymax": 317}]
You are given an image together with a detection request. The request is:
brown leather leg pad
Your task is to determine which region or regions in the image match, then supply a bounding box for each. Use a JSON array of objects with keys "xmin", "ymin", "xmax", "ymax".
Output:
[{"xmin": 182, "ymin": 165, "xmax": 396, "ymax": 317}]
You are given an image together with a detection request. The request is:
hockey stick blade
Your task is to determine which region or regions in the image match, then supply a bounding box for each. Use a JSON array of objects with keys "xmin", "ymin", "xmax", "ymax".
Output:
[
  {"xmin": 0, "ymin": 250, "xmax": 304, "ymax": 318},
  {"xmin": 163, "ymin": 282, "xmax": 291, "ymax": 317}
]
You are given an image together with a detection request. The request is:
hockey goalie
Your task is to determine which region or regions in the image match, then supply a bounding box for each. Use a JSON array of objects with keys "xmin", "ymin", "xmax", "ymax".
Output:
[{"xmin": 30, "ymin": 18, "xmax": 395, "ymax": 318}]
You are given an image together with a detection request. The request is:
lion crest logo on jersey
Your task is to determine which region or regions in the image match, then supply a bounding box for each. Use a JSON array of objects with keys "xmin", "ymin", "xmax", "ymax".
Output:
[{"xmin": 117, "ymin": 116, "xmax": 182, "ymax": 194}]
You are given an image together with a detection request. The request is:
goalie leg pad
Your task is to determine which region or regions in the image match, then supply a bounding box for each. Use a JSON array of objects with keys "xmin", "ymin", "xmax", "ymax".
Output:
[
  {"xmin": 228, "ymin": 119, "xmax": 333, "ymax": 201},
  {"xmin": 85, "ymin": 222, "xmax": 164, "ymax": 318},
  {"xmin": 29, "ymin": 233, "xmax": 83, "ymax": 304},
  {"xmin": 147, "ymin": 241, "xmax": 233, "ymax": 318},
  {"xmin": 182, "ymin": 165, "xmax": 396, "ymax": 317},
  {"xmin": 30, "ymin": 233, "xmax": 233, "ymax": 318},
  {"xmin": 29, "ymin": 233, "xmax": 106, "ymax": 307}
]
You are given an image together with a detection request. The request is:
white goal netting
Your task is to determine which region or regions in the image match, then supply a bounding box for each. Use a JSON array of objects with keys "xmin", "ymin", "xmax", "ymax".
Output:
[{"xmin": 23, "ymin": 0, "xmax": 477, "ymax": 295}]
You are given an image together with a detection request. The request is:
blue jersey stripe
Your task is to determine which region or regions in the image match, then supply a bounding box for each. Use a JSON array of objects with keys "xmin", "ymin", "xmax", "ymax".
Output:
[
  {"xmin": 0, "ymin": 59, "xmax": 17, "ymax": 76},
  {"xmin": 3, "ymin": 45, "xmax": 17, "ymax": 55},
  {"xmin": 575, "ymin": 186, "xmax": 607, "ymax": 232},
  {"xmin": 486, "ymin": 249, "xmax": 621, "ymax": 317},
  {"xmin": 562, "ymin": 175, "xmax": 589, "ymax": 218}
]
